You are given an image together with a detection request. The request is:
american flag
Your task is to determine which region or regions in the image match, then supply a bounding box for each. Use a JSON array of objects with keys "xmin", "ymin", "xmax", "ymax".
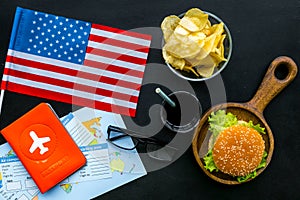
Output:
[{"xmin": 1, "ymin": 7, "xmax": 151, "ymax": 116}]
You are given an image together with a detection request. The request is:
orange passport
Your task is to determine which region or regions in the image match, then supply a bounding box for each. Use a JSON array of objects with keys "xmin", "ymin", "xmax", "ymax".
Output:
[{"xmin": 1, "ymin": 103, "xmax": 86, "ymax": 193}]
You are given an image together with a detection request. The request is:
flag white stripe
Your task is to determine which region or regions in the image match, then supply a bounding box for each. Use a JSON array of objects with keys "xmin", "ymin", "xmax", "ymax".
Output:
[
  {"xmin": 85, "ymin": 53, "xmax": 145, "ymax": 72},
  {"xmin": 90, "ymin": 28, "xmax": 151, "ymax": 47},
  {"xmin": 8, "ymin": 50, "xmax": 144, "ymax": 81},
  {"xmin": 1, "ymin": 61, "xmax": 11, "ymax": 82},
  {"xmin": 2, "ymin": 75, "xmax": 137, "ymax": 109},
  {"xmin": 87, "ymin": 41, "xmax": 148, "ymax": 59},
  {"xmin": 7, "ymin": 63, "xmax": 140, "ymax": 96}
]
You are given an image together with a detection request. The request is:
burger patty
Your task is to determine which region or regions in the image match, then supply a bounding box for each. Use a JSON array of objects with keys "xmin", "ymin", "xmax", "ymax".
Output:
[{"xmin": 212, "ymin": 125, "xmax": 265, "ymax": 177}]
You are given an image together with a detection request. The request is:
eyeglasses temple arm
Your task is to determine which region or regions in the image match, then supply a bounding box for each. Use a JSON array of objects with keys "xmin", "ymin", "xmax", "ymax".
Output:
[{"xmin": 107, "ymin": 125, "xmax": 146, "ymax": 138}]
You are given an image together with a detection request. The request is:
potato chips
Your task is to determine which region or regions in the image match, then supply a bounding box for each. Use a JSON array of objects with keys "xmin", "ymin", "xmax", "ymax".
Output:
[{"xmin": 161, "ymin": 8, "xmax": 227, "ymax": 78}]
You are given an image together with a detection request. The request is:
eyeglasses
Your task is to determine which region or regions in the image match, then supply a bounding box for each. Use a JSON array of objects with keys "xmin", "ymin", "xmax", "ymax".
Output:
[{"xmin": 107, "ymin": 125, "xmax": 177, "ymax": 161}]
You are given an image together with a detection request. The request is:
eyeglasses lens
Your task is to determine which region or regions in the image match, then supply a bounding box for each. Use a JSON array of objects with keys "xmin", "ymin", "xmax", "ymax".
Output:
[{"xmin": 109, "ymin": 130, "xmax": 138, "ymax": 150}]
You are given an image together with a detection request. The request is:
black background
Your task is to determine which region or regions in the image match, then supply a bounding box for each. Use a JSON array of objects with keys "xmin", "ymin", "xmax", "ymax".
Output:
[{"xmin": 0, "ymin": 0, "xmax": 300, "ymax": 199}]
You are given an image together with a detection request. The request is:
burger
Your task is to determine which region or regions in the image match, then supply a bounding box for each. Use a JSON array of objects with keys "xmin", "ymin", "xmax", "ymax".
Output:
[{"xmin": 203, "ymin": 110, "xmax": 267, "ymax": 182}]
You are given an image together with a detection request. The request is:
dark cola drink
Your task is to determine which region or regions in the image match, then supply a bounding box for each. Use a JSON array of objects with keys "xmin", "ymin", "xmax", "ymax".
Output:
[{"xmin": 160, "ymin": 91, "xmax": 201, "ymax": 133}]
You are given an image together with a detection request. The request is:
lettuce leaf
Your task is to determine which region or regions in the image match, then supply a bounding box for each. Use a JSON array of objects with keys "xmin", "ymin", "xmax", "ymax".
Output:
[
  {"xmin": 238, "ymin": 120, "xmax": 266, "ymax": 134},
  {"xmin": 203, "ymin": 149, "xmax": 218, "ymax": 172},
  {"xmin": 208, "ymin": 110, "xmax": 238, "ymax": 136},
  {"xmin": 237, "ymin": 171, "xmax": 257, "ymax": 182}
]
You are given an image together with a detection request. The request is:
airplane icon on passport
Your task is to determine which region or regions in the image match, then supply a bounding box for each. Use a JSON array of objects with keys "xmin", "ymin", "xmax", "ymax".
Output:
[{"xmin": 29, "ymin": 131, "xmax": 51, "ymax": 155}]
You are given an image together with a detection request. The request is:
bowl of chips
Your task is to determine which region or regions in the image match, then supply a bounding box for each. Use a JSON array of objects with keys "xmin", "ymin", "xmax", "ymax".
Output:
[{"xmin": 161, "ymin": 8, "xmax": 232, "ymax": 81}]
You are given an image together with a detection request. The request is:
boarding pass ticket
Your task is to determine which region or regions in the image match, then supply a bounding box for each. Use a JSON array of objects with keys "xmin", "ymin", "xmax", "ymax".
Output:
[
  {"xmin": 0, "ymin": 155, "xmax": 39, "ymax": 200},
  {"xmin": 0, "ymin": 143, "xmax": 111, "ymax": 199}
]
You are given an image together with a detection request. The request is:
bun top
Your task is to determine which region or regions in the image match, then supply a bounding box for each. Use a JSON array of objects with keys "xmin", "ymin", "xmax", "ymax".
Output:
[{"xmin": 212, "ymin": 125, "xmax": 265, "ymax": 177}]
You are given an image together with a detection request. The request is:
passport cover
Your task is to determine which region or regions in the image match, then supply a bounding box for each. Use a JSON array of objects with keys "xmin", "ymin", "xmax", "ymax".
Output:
[{"xmin": 1, "ymin": 103, "xmax": 86, "ymax": 193}]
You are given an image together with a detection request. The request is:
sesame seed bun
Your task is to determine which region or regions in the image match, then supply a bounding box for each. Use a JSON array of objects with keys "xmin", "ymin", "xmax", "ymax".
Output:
[{"xmin": 212, "ymin": 125, "xmax": 265, "ymax": 177}]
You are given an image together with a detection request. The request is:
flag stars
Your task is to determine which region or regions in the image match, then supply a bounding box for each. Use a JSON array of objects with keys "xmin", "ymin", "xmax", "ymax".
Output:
[{"xmin": 27, "ymin": 12, "xmax": 90, "ymax": 64}]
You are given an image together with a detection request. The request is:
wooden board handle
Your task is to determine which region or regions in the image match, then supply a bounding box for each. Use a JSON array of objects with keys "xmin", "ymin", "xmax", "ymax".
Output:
[{"xmin": 247, "ymin": 56, "xmax": 298, "ymax": 113}]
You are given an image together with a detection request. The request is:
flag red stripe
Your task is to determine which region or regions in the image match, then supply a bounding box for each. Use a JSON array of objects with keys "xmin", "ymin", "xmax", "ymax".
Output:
[
  {"xmin": 0, "ymin": 67, "xmax": 10, "ymax": 89},
  {"xmin": 3, "ymin": 69, "xmax": 139, "ymax": 103},
  {"xmin": 86, "ymin": 47, "xmax": 147, "ymax": 65},
  {"xmin": 6, "ymin": 55, "xmax": 78, "ymax": 76},
  {"xmin": 7, "ymin": 56, "xmax": 141, "ymax": 90},
  {"xmin": 3, "ymin": 82, "xmax": 136, "ymax": 116},
  {"xmin": 88, "ymin": 34, "xmax": 150, "ymax": 53},
  {"xmin": 83, "ymin": 59, "xmax": 144, "ymax": 78},
  {"xmin": 91, "ymin": 24, "xmax": 152, "ymax": 41}
]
